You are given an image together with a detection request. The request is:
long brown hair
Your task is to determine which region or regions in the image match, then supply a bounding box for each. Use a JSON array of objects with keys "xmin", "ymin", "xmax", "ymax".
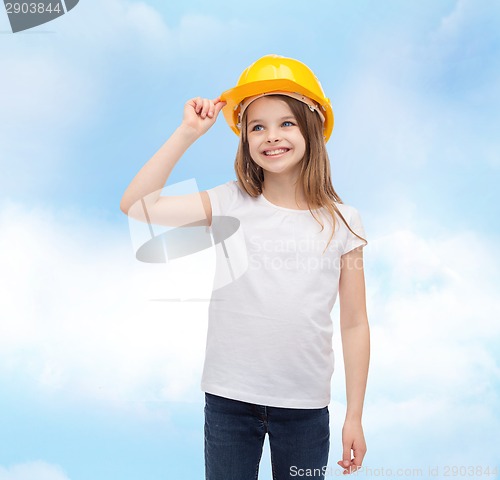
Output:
[{"xmin": 234, "ymin": 94, "xmax": 367, "ymax": 255}]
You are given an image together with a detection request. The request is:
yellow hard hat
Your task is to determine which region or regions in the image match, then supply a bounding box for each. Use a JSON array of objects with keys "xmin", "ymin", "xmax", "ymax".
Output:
[{"xmin": 220, "ymin": 54, "xmax": 334, "ymax": 142}]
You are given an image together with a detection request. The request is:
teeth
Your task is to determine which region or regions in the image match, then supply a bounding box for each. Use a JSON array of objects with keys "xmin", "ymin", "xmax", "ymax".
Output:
[{"xmin": 264, "ymin": 148, "xmax": 288, "ymax": 156}]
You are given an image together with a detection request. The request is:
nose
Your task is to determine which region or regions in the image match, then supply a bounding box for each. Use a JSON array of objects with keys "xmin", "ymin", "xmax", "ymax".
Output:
[{"xmin": 266, "ymin": 128, "xmax": 281, "ymax": 143}]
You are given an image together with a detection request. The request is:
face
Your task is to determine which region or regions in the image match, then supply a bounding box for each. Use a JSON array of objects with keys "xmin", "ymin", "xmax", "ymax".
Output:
[{"xmin": 245, "ymin": 96, "xmax": 306, "ymax": 178}]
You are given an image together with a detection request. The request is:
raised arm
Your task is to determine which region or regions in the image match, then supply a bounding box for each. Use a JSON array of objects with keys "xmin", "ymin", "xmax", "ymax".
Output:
[
  {"xmin": 337, "ymin": 246, "xmax": 370, "ymax": 474},
  {"xmin": 119, "ymin": 97, "xmax": 226, "ymax": 227}
]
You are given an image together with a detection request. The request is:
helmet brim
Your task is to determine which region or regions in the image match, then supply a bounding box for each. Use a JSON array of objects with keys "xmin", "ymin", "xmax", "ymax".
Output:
[{"xmin": 220, "ymin": 79, "xmax": 334, "ymax": 142}]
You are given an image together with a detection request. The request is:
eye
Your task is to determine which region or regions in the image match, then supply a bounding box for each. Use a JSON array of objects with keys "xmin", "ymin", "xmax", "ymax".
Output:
[
  {"xmin": 282, "ymin": 121, "xmax": 295, "ymax": 127},
  {"xmin": 251, "ymin": 124, "xmax": 264, "ymax": 131}
]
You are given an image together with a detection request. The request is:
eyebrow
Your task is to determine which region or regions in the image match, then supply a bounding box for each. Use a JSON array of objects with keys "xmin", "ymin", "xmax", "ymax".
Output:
[{"xmin": 247, "ymin": 115, "xmax": 296, "ymax": 126}]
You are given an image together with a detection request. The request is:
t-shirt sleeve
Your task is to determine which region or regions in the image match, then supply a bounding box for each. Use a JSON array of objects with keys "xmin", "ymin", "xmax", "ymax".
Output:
[
  {"xmin": 205, "ymin": 180, "xmax": 238, "ymax": 217},
  {"xmin": 343, "ymin": 207, "xmax": 368, "ymax": 255}
]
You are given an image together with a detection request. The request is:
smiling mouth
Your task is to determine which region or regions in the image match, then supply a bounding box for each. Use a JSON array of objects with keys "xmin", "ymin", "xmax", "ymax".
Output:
[{"xmin": 263, "ymin": 148, "xmax": 290, "ymax": 157}]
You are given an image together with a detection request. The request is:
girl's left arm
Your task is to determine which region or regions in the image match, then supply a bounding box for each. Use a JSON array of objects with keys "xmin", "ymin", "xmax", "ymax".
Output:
[{"xmin": 337, "ymin": 246, "xmax": 370, "ymax": 474}]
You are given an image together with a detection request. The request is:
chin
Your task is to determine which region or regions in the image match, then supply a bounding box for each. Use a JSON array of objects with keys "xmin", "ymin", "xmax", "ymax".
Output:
[{"xmin": 264, "ymin": 164, "xmax": 300, "ymax": 175}]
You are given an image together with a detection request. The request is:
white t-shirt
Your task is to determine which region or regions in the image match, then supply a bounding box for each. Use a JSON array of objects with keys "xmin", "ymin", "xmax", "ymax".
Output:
[{"xmin": 201, "ymin": 180, "xmax": 367, "ymax": 408}]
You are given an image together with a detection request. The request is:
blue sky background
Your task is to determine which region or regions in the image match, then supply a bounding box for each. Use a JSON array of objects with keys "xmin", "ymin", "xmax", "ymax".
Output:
[{"xmin": 1, "ymin": 0, "xmax": 499, "ymax": 479}]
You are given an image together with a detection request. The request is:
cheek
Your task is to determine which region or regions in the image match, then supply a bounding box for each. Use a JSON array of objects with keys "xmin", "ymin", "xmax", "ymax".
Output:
[
  {"xmin": 295, "ymin": 135, "xmax": 307, "ymax": 153},
  {"xmin": 246, "ymin": 141, "xmax": 258, "ymax": 162},
  {"xmin": 248, "ymin": 138, "xmax": 259, "ymax": 154}
]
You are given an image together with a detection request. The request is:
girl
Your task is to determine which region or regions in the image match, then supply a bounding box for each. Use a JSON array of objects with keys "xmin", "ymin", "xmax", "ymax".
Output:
[{"xmin": 120, "ymin": 54, "xmax": 370, "ymax": 479}]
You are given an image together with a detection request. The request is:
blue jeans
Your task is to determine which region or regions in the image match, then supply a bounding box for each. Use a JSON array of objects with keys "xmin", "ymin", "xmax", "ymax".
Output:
[{"xmin": 204, "ymin": 393, "xmax": 330, "ymax": 480}]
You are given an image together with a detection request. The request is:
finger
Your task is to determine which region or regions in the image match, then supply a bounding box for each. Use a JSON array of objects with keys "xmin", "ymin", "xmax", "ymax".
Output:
[
  {"xmin": 352, "ymin": 447, "xmax": 366, "ymax": 470},
  {"xmin": 194, "ymin": 97, "xmax": 203, "ymax": 114},
  {"xmin": 198, "ymin": 98, "xmax": 206, "ymax": 118},
  {"xmin": 185, "ymin": 98, "xmax": 197, "ymax": 112},
  {"xmin": 347, "ymin": 461, "xmax": 359, "ymax": 475},
  {"xmin": 205, "ymin": 97, "xmax": 226, "ymax": 119},
  {"xmin": 205, "ymin": 99, "xmax": 213, "ymax": 117},
  {"xmin": 213, "ymin": 100, "xmax": 225, "ymax": 117},
  {"xmin": 196, "ymin": 97, "xmax": 203, "ymax": 116},
  {"xmin": 342, "ymin": 445, "xmax": 351, "ymax": 468},
  {"xmin": 337, "ymin": 460, "xmax": 347, "ymax": 475},
  {"xmin": 353, "ymin": 454, "xmax": 364, "ymax": 467},
  {"xmin": 207, "ymin": 99, "xmax": 216, "ymax": 118},
  {"xmin": 337, "ymin": 460, "xmax": 353, "ymax": 475},
  {"xmin": 200, "ymin": 98, "xmax": 211, "ymax": 119},
  {"xmin": 350, "ymin": 461, "xmax": 361, "ymax": 473}
]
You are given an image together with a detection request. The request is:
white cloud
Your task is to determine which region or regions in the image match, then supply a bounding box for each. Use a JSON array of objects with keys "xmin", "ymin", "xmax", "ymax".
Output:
[
  {"xmin": 57, "ymin": 0, "xmax": 170, "ymax": 51},
  {"xmin": 49, "ymin": 0, "xmax": 247, "ymax": 62},
  {"xmin": 434, "ymin": 0, "xmax": 500, "ymax": 43},
  {"xmin": 1, "ymin": 195, "xmax": 499, "ymax": 446},
  {"xmin": 0, "ymin": 53, "xmax": 101, "ymax": 192},
  {"xmin": 334, "ymin": 73, "xmax": 432, "ymax": 172},
  {"xmin": 0, "ymin": 186, "xmax": 499, "ymax": 473},
  {"xmin": 332, "ymin": 0, "xmax": 500, "ymax": 190},
  {"xmin": 358, "ymin": 395, "xmax": 500, "ymax": 468},
  {"xmin": 0, "ymin": 6, "xmax": 498, "ymax": 464},
  {"xmin": 0, "ymin": 462, "xmax": 70, "ymax": 480},
  {"xmin": 427, "ymin": 0, "xmax": 500, "ymax": 92},
  {"xmin": 329, "ymin": 209, "xmax": 500, "ymax": 464},
  {"xmin": 0, "ymin": 0, "xmax": 247, "ymax": 196},
  {"xmin": 0, "ymin": 199, "xmax": 215, "ymax": 413}
]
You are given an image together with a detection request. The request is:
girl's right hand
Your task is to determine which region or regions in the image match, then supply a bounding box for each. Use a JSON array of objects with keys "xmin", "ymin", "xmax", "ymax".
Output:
[{"xmin": 181, "ymin": 97, "xmax": 226, "ymax": 137}]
